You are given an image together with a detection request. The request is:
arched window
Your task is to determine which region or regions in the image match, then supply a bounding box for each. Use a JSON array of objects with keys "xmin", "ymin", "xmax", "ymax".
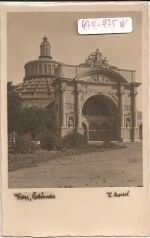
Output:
[
  {"xmin": 29, "ymin": 65, "xmax": 32, "ymax": 75},
  {"xmin": 44, "ymin": 64, "xmax": 47, "ymax": 74},
  {"xmin": 48, "ymin": 65, "xmax": 51, "ymax": 75},
  {"xmin": 51, "ymin": 65, "xmax": 54, "ymax": 75},
  {"xmin": 39, "ymin": 64, "xmax": 42, "ymax": 74},
  {"xmin": 82, "ymin": 96, "xmax": 109, "ymax": 116},
  {"xmin": 31, "ymin": 64, "xmax": 34, "ymax": 75},
  {"xmin": 35, "ymin": 64, "xmax": 38, "ymax": 75},
  {"xmin": 32, "ymin": 64, "xmax": 37, "ymax": 75}
]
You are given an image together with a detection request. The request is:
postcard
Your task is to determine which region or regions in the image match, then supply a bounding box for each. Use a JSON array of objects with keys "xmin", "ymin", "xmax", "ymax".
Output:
[{"xmin": 1, "ymin": 2, "xmax": 149, "ymax": 237}]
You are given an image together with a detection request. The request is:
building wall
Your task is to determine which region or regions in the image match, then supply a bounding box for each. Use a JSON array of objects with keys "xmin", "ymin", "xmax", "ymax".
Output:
[{"xmin": 54, "ymin": 69, "xmax": 141, "ymax": 142}]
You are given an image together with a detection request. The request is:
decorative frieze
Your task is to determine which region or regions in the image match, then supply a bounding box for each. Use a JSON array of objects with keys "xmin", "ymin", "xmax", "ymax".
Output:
[{"xmin": 86, "ymin": 74, "xmax": 110, "ymax": 83}]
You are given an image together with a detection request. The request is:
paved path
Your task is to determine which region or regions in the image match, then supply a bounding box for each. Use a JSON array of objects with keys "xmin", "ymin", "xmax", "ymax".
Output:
[{"xmin": 9, "ymin": 142, "xmax": 142, "ymax": 188}]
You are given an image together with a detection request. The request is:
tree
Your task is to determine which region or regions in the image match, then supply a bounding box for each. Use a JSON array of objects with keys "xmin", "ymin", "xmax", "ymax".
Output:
[
  {"xmin": 18, "ymin": 106, "xmax": 54, "ymax": 139},
  {"xmin": 7, "ymin": 81, "xmax": 55, "ymax": 140},
  {"xmin": 7, "ymin": 81, "xmax": 22, "ymax": 134}
]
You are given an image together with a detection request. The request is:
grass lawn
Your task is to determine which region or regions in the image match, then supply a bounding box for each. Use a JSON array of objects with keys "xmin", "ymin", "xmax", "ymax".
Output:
[
  {"xmin": 8, "ymin": 142, "xmax": 125, "ymax": 172},
  {"xmin": 8, "ymin": 142, "xmax": 142, "ymax": 188}
]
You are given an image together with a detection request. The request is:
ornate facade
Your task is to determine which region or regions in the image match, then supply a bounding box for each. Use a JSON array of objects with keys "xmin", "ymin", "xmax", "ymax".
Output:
[{"xmin": 15, "ymin": 37, "xmax": 142, "ymax": 142}]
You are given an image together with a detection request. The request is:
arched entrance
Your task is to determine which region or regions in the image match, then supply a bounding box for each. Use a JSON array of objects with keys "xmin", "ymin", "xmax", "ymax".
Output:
[{"xmin": 82, "ymin": 94, "xmax": 118, "ymax": 141}]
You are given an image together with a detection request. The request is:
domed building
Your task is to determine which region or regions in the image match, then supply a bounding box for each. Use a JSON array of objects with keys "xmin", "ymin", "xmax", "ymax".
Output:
[
  {"xmin": 15, "ymin": 36, "xmax": 142, "ymax": 142},
  {"xmin": 15, "ymin": 36, "xmax": 61, "ymax": 108}
]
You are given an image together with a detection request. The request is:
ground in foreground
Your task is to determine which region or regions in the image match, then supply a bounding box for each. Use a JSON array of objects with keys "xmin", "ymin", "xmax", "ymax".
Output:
[{"xmin": 8, "ymin": 142, "xmax": 142, "ymax": 188}]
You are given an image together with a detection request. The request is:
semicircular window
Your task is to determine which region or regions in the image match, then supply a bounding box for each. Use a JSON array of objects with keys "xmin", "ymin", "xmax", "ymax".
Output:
[{"xmin": 82, "ymin": 96, "xmax": 109, "ymax": 116}]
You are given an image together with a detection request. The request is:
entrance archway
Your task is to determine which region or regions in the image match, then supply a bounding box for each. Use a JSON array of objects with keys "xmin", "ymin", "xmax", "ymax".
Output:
[{"xmin": 82, "ymin": 94, "xmax": 118, "ymax": 141}]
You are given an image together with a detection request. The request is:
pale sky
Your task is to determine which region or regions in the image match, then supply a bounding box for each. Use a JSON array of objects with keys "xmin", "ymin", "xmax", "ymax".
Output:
[{"xmin": 7, "ymin": 11, "xmax": 142, "ymax": 110}]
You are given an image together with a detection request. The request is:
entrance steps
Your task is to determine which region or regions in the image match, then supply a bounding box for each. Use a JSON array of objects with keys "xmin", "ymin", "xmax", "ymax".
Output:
[{"xmin": 88, "ymin": 141, "xmax": 119, "ymax": 145}]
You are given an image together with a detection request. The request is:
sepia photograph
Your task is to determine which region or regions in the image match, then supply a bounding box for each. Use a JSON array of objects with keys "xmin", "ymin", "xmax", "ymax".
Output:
[
  {"xmin": 7, "ymin": 11, "xmax": 143, "ymax": 188},
  {"xmin": 2, "ymin": 3, "xmax": 150, "ymax": 237}
]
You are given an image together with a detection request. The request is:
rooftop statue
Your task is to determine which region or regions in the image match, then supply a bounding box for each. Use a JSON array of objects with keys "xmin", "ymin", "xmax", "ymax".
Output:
[
  {"xmin": 85, "ymin": 49, "xmax": 108, "ymax": 66},
  {"xmin": 83, "ymin": 49, "xmax": 117, "ymax": 70},
  {"xmin": 94, "ymin": 49, "xmax": 103, "ymax": 64}
]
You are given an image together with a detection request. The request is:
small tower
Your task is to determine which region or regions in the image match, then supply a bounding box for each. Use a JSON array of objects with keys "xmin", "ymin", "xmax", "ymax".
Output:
[{"xmin": 39, "ymin": 36, "xmax": 52, "ymax": 59}]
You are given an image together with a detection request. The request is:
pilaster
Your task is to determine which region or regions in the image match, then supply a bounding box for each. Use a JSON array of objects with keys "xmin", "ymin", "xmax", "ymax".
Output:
[
  {"xmin": 119, "ymin": 84, "xmax": 125, "ymax": 140},
  {"xmin": 76, "ymin": 84, "xmax": 83, "ymax": 133},
  {"xmin": 60, "ymin": 83, "xmax": 66, "ymax": 128},
  {"xmin": 131, "ymin": 84, "xmax": 139, "ymax": 141}
]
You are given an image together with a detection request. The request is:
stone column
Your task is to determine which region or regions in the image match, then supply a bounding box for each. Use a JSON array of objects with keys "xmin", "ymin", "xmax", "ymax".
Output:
[
  {"xmin": 76, "ymin": 85, "xmax": 82, "ymax": 132},
  {"xmin": 77, "ymin": 89, "xmax": 82, "ymax": 129},
  {"xmin": 119, "ymin": 85, "xmax": 125, "ymax": 126},
  {"xmin": 61, "ymin": 84, "xmax": 66, "ymax": 128},
  {"xmin": 132, "ymin": 86, "xmax": 138, "ymax": 127},
  {"xmin": 119, "ymin": 84, "xmax": 125, "ymax": 140},
  {"xmin": 131, "ymin": 84, "xmax": 138, "ymax": 141}
]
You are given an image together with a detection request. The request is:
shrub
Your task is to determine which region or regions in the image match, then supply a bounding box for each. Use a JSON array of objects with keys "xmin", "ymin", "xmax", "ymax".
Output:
[
  {"xmin": 13, "ymin": 135, "xmax": 36, "ymax": 154},
  {"xmin": 62, "ymin": 132, "xmax": 87, "ymax": 149},
  {"xmin": 102, "ymin": 141, "xmax": 116, "ymax": 149},
  {"xmin": 39, "ymin": 131, "xmax": 62, "ymax": 150},
  {"xmin": 102, "ymin": 141, "xmax": 126, "ymax": 150}
]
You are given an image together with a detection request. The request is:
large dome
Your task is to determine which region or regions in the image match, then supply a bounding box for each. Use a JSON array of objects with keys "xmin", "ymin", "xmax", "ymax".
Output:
[{"xmin": 15, "ymin": 37, "xmax": 61, "ymax": 108}]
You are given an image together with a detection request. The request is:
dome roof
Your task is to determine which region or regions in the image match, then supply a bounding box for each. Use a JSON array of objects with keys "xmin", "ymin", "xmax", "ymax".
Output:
[
  {"xmin": 23, "ymin": 37, "xmax": 62, "ymax": 81},
  {"xmin": 15, "ymin": 77, "xmax": 54, "ymax": 98},
  {"xmin": 24, "ymin": 59, "xmax": 60, "ymax": 81},
  {"xmin": 14, "ymin": 37, "xmax": 61, "ymax": 108}
]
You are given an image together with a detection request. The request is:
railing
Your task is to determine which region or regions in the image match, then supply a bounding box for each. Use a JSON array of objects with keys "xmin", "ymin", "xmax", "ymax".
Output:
[{"xmin": 89, "ymin": 129, "xmax": 111, "ymax": 141}]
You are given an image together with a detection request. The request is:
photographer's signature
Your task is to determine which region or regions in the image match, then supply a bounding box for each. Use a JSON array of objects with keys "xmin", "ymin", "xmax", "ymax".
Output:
[{"xmin": 106, "ymin": 191, "xmax": 130, "ymax": 198}]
